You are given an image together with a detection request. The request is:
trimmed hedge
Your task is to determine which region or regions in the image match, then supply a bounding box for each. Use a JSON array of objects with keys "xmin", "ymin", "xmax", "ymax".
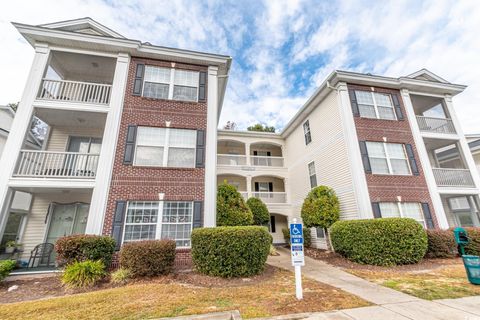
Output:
[
  {"xmin": 282, "ymin": 227, "xmax": 312, "ymax": 248},
  {"xmin": 246, "ymin": 197, "xmax": 270, "ymax": 226},
  {"xmin": 191, "ymin": 226, "xmax": 272, "ymax": 277},
  {"xmin": 464, "ymin": 227, "xmax": 480, "ymax": 256},
  {"xmin": 119, "ymin": 240, "xmax": 176, "ymax": 277},
  {"xmin": 330, "ymin": 218, "xmax": 428, "ymax": 266},
  {"xmin": 217, "ymin": 183, "xmax": 254, "ymax": 226},
  {"xmin": 426, "ymin": 229, "xmax": 457, "ymax": 258},
  {"xmin": 301, "ymin": 186, "xmax": 340, "ymax": 229},
  {"xmin": 55, "ymin": 235, "xmax": 116, "ymax": 267}
]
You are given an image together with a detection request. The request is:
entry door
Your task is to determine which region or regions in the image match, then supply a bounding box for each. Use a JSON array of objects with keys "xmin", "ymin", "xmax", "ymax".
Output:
[
  {"xmin": 66, "ymin": 137, "xmax": 102, "ymax": 175},
  {"xmin": 253, "ymin": 151, "xmax": 271, "ymax": 166},
  {"xmin": 0, "ymin": 213, "xmax": 25, "ymax": 249},
  {"xmin": 46, "ymin": 203, "xmax": 89, "ymax": 245}
]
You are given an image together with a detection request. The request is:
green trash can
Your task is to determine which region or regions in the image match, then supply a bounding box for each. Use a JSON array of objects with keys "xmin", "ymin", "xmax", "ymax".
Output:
[{"xmin": 462, "ymin": 255, "xmax": 480, "ymax": 285}]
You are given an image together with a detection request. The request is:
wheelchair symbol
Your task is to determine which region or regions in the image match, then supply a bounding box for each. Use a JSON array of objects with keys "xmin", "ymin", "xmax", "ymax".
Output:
[{"xmin": 291, "ymin": 225, "xmax": 301, "ymax": 235}]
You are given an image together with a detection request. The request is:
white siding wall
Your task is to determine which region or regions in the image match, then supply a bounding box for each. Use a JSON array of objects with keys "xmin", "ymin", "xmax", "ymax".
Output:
[{"xmin": 45, "ymin": 126, "xmax": 104, "ymax": 152}]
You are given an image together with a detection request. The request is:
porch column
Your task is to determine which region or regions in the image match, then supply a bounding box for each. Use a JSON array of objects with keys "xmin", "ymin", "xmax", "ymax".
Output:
[
  {"xmin": 283, "ymin": 177, "xmax": 290, "ymax": 204},
  {"xmin": 246, "ymin": 175, "xmax": 253, "ymax": 199},
  {"xmin": 245, "ymin": 143, "xmax": 251, "ymax": 166}
]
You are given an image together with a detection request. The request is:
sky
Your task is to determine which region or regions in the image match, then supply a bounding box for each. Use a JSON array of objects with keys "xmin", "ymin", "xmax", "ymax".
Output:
[{"xmin": 0, "ymin": 0, "xmax": 479, "ymax": 133}]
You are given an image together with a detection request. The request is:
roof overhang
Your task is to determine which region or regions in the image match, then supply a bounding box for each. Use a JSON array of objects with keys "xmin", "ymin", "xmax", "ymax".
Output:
[{"xmin": 218, "ymin": 129, "xmax": 283, "ymax": 140}]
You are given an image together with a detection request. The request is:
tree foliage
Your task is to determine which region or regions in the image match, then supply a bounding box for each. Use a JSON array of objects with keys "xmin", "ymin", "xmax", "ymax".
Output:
[
  {"xmin": 246, "ymin": 197, "xmax": 270, "ymax": 225},
  {"xmin": 223, "ymin": 121, "xmax": 237, "ymax": 130},
  {"xmin": 217, "ymin": 182, "xmax": 254, "ymax": 226},
  {"xmin": 247, "ymin": 123, "xmax": 275, "ymax": 133},
  {"xmin": 301, "ymin": 185, "xmax": 340, "ymax": 229}
]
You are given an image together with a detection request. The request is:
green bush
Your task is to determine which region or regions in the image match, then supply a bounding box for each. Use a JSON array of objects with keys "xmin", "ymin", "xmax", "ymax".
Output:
[
  {"xmin": 301, "ymin": 186, "xmax": 340, "ymax": 229},
  {"xmin": 464, "ymin": 227, "xmax": 480, "ymax": 256},
  {"xmin": 246, "ymin": 197, "xmax": 270, "ymax": 226},
  {"xmin": 110, "ymin": 268, "xmax": 131, "ymax": 284},
  {"xmin": 330, "ymin": 218, "xmax": 428, "ymax": 266},
  {"xmin": 426, "ymin": 229, "xmax": 457, "ymax": 258},
  {"xmin": 62, "ymin": 260, "xmax": 106, "ymax": 288},
  {"xmin": 0, "ymin": 260, "xmax": 16, "ymax": 281},
  {"xmin": 281, "ymin": 227, "xmax": 312, "ymax": 248},
  {"xmin": 55, "ymin": 235, "xmax": 116, "ymax": 267},
  {"xmin": 217, "ymin": 183, "xmax": 254, "ymax": 226},
  {"xmin": 191, "ymin": 226, "xmax": 272, "ymax": 277},
  {"xmin": 119, "ymin": 240, "xmax": 176, "ymax": 277}
]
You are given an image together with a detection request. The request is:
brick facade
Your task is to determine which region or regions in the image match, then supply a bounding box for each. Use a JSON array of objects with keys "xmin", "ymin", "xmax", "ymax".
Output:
[
  {"xmin": 348, "ymin": 83, "xmax": 439, "ymax": 227},
  {"xmin": 102, "ymin": 57, "xmax": 208, "ymax": 237}
]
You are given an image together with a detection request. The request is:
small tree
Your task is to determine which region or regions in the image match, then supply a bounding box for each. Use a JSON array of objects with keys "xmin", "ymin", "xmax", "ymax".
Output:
[
  {"xmin": 217, "ymin": 183, "xmax": 254, "ymax": 226},
  {"xmin": 247, "ymin": 123, "xmax": 275, "ymax": 133},
  {"xmin": 301, "ymin": 185, "xmax": 340, "ymax": 230},
  {"xmin": 246, "ymin": 197, "xmax": 270, "ymax": 226}
]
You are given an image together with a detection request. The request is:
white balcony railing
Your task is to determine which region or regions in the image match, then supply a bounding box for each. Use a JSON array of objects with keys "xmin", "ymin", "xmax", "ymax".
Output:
[
  {"xmin": 239, "ymin": 191, "xmax": 248, "ymax": 200},
  {"xmin": 252, "ymin": 192, "xmax": 287, "ymax": 203},
  {"xmin": 432, "ymin": 168, "xmax": 475, "ymax": 187},
  {"xmin": 416, "ymin": 116, "xmax": 456, "ymax": 134},
  {"xmin": 250, "ymin": 156, "xmax": 284, "ymax": 167},
  {"xmin": 14, "ymin": 150, "xmax": 100, "ymax": 178},
  {"xmin": 38, "ymin": 79, "xmax": 112, "ymax": 105},
  {"xmin": 217, "ymin": 154, "xmax": 247, "ymax": 166}
]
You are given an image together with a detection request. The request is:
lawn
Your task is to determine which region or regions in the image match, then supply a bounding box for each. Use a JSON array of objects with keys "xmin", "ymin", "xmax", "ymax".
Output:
[{"xmin": 0, "ymin": 267, "xmax": 369, "ymax": 319}]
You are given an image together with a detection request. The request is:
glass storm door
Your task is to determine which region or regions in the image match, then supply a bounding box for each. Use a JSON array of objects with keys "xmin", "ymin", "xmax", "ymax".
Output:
[{"xmin": 46, "ymin": 203, "xmax": 89, "ymax": 245}]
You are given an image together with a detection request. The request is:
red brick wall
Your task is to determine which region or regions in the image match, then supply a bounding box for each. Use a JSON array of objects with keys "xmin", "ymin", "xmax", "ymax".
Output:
[
  {"xmin": 348, "ymin": 84, "xmax": 439, "ymax": 227},
  {"xmin": 102, "ymin": 57, "xmax": 208, "ymax": 236}
]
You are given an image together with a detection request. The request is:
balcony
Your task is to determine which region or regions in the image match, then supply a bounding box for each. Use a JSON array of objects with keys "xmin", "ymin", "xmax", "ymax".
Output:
[
  {"xmin": 432, "ymin": 168, "xmax": 475, "ymax": 188},
  {"xmin": 217, "ymin": 154, "xmax": 247, "ymax": 166},
  {"xmin": 38, "ymin": 79, "xmax": 112, "ymax": 105},
  {"xmin": 416, "ymin": 116, "xmax": 456, "ymax": 134},
  {"xmin": 14, "ymin": 151, "xmax": 100, "ymax": 178},
  {"xmin": 250, "ymin": 155, "xmax": 284, "ymax": 167},
  {"xmin": 252, "ymin": 192, "xmax": 287, "ymax": 204}
]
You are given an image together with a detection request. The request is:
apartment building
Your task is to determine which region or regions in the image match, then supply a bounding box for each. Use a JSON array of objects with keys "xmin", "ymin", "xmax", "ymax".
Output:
[
  {"xmin": 0, "ymin": 18, "xmax": 231, "ymax": 267},
  {"xmin": 219, "ymin": 70, "xmax": 480, "ymax": 248}
]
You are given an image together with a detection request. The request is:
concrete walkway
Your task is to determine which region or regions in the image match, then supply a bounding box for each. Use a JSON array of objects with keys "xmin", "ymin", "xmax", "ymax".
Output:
[{"xmin": 266, "ymin": 248, "xmax": 480, "ymax": 320}]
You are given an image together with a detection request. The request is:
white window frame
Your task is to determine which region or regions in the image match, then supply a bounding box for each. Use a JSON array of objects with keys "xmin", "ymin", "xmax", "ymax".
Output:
[
  {"xmin": 142, "ymin": 66, "xmax": 199, "ymax": 102},
  {"xmin": 308, "ymin": 161, "xmax": 317, "ymax": 188},
  {"xmin": 367, "ymin": 142, "xmax": 411, "ymax": 175},
  {"xmin": 355, "ymin": 90, "xmax": 396, "ymax": 120},
  {"xmin": 133, "ymin": 126, "xmax": 197, "ymax": 168},
  {"xmin": 122, "ymin": 201, "xmax": 194, "ymax": 248},
  {"xmin": 303, "ymin": 120, "xmax": 312, "ymax": 145},
  {"xmin": 379, "ymin": 202, "xmax": 425, "ymax": 227}
]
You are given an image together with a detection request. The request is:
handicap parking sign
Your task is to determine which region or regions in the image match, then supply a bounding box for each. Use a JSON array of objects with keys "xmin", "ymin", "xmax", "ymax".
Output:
[{"xmin": 290, "ymin": 223, "xmax": 305, "ymax": 266}]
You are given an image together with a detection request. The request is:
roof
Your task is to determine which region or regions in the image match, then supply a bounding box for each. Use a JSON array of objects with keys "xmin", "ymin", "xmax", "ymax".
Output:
[{"xmin": 40, "ymin": 17, "xmax": 126, "ymax": 39}]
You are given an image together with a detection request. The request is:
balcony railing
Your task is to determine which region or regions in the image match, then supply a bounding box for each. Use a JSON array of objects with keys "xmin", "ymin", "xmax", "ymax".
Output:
[
  {"xmin": 416, "ymin": 116, "xmax": 456, "ymax": 134},
  {"xmin": 252, "ymin": 192, "xmax": 287, "ymax": 203},
  {"xmin": 38, "ymin": 79, "xmax": 112, "ymax": 105},
  {"xmin": 14, "ymin": 150, "xmax": 100, "ymax": 178},
  {"xmin": 432, "ymin": 168, "xmax": 475, "ymax": 187},
  {"xmin": 250, "ymin": 156, "xmax": 284, "ymax": 167},
  {"xmin": 217, "ymin": 154, "xmax": 247, "ymax": 166},
  {"xmin": 239, "ymin": 191, "xmax": 248, "ymax": 200}
]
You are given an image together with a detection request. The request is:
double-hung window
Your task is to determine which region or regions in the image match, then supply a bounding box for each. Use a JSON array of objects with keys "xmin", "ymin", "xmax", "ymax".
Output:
[
  {"xmin": 134, "ymin": 127, "xmax": 196, "ymax": 168},
  {"xmin": 378, "ymin": 202, "xmax": 425, "ymax": 227},
  {"xmin": 355, "ymin": 91, "xmax": 396, "ymax": 120},
  {"xmin": 303, "ymin": 120, "xmax": 312, "ymax": 145},
  {"xmin": 123, "ymin": 201, "xmax": 193, "ymax": 247},
  {"xmin": 308, "ymin": 161, "xmax": 317, "ymax": 188},
  {"xmin": 143, "ymin": 66, "xmax": 171, "ymax": 100},
  {"xmin": 142, "ymin": 66, "xmax": 199, "ymax": 102},
  {"xmin": 173, "ymin": 69, "xmax": 199, "ymax": 102},
  {"xmin": 366, "ymin": 142, "xmax": 410, "ymax": 175}
]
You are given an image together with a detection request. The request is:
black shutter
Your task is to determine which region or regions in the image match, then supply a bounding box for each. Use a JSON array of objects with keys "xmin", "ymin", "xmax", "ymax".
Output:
[
  {"xmin": 268, "ymin": 182, "xmax": 273, "ymax": 192},
  {"xmin": 372, "ymin": 202, "xmax": 382, "ymax": 218},
  {"xmin": 123, "ymin": 125, "xmax": 137, "ymax": 165},
  {"xmin": 133, "ymin": 64, "xmax": 145, "ymax": 96},
  {"xmin": 198, "ymin": 71, "xmax": 206, "ymax": 102},
  {"xmin": 392, "ymin": 94, "xmax": 404, "ymax": 120},
  {"xmin": 358, "ymin": 141, "xmax": 372, "ymax": 174},
  {"xmin": 254, "ymin": 182, "xmax": 259, "ymax": 192},
  {"xmin": 111, "ymin": 201, "xmax": 127, "ymax": 250},
  {"xmin": 270, "ymin": 215, "xmax": 276, "ymax": 233},
  {"xmin": 405, "ymin": 144, "xmax": 419, "ymax": 175},
  {"xmin": 348, "ymin": 89, "xmax": 360, "ymax": 117},
  {"xmin": 193, "ymin": 201, "xmax": 203, "ymax": 228},
  {"xmin": 422, "ymin": 203, "xmax": 434, "ymax": 229},
  {"xmin": 195, "ymin": 129, "xmax": 205, "ymax": 168}
]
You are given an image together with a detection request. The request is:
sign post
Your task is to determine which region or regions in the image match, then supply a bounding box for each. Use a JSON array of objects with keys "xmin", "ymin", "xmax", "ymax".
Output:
[{"xmin": 289, "ymin": 218, "xmax": 304, "ymax": 300}]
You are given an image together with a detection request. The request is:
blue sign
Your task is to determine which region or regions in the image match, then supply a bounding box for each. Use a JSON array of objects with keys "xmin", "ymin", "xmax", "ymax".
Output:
[
  {"xmin": 291, "ymin": 237, "xmax": 303, "ymax": 244},
  {"xmin": 290, "ymin": 223, "xmax": 305, "ymax": 267},
  {"xmin": 290, "ymin": 223, "xmax": 303, "ymax": 237}
]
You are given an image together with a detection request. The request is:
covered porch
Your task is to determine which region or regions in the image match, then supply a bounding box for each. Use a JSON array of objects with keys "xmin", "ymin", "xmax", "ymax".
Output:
[{"xmin": 441, "ymin": 193, "xmax": 480, "ymax": 228}]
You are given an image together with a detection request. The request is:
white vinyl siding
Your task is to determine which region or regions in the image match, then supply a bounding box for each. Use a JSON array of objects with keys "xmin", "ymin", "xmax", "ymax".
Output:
[
  {"xmin": 355, "ymin": 90, "xmax": 396, "ymax": 120},
  {"xmin": 379, "ymin": 202, "xmax": 425, "ymax": 227},
  {"xmin": 366, "ymin": 142, "xmax": 410, "ymax": 175},
  {"xmin": 143, "ymin": 66, "xmax": 199, "ymax": 102}
]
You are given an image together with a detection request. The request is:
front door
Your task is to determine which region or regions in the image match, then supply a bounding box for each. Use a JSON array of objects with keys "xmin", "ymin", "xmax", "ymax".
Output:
[
  {"xmin": 66, "ymin": 137, "xmax": 102, "ymax": 176},
  {"xmin": 45, "ymin": 203, "xmax": 89, "ymax": 245}
]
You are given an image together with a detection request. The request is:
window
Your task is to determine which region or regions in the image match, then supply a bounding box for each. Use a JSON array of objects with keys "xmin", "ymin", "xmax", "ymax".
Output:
[
  {"xmin": 355, "ymin": 91, "xmax": 396, "ymax": 120},
  {"xmin": 449, "ymin": 196, "xmax": 478, "ymax": 227},
  {"xmin": 134, "ymin": 127, "xmax": 196, "ymax": 168},
  {"xmin": 303, "ymin": 120, "xmax": 312, "ymax": 145},
  {"xmin": 316, "ymin": 227, "xmax": 325, "ymax": 238},
  {"xmin": 308, "ymin": 161, "xmax": 317, "ymax": 188},
  {"xmin": 378, "ymin": 202, "xmax": 425, "ymax": 227},
  {"xmin": 366, "ymin": 142, "xmax": 410, "ymax": 175},
  {"xmin": 123, "ymin": 201, "xmax": 193, "ymax": 247},
  {"xmin": 143, "ymin": 66, "xmax": 199, "ymax": 102}
]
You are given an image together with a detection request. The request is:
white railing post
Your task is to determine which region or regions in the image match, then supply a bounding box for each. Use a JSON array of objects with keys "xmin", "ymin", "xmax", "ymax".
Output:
[{"xmin": 38, "ymin": 79, "xmax": 112, "ymax": 105}]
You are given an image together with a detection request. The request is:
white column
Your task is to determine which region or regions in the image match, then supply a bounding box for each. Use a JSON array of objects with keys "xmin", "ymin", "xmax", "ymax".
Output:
[
  {"xmin": 246, "ymin": 175, "xmax": 253, "ymax": 198},
  {"xmin": 245, "ymin": 143, "xmax": 251, "ymax": 166},
  {"xmin": 203, "ymin": 66, "xmax": 219, "ymax": 227},
  {"xmin": 0, "ymin": 43, "xmax": 50, "ymax": 235},
  {"xmin": 336, "ymin": 82, "xmax": 373, "ymax": 219},
  {"xmin": 284, "ymin": 177, "xmax": 290, "ymax": 204},
  {"xmin": 86, "ymin": 53, "xmax": 130, "ymax": 234},
  {"xmin": 401, "ymin": 89, "xmax": 449, "ymax": 228}
]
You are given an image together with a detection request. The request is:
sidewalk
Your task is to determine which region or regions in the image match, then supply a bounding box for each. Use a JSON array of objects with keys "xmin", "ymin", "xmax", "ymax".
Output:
[{"xmin": 266, "ymin": 248, "xmax": 480, "ymax": 320}]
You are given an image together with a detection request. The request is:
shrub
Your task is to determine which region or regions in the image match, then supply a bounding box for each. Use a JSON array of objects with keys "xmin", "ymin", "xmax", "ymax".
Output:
[
  {"xmin": 191, "ymin": 226, "xmax": 272, "ymax": 277},
  {"xmin": 119, "ymin": 240, "xmax": 176, "ymax": 277},
  {"xmin": 464, "ymin": 227, "xmax": 480, "ymax": 256},
  {"xmin": 426, "ymin": 229, "xmax": 457, "ymax": 258},
  {"xmin": 0, "ymin": 260, "xmax": 16, "ymax": 281},
  {"xmin": 330, "ymin": 218, "xmax": 428, "ymax": 266},
  {"xmin": 301, "ymin": 186, "xmax": 340, "ymax": 229},
  {"xmin": 216, "ymin": 183, "xmax": 254, "ymax": 226},
  {"xmin": 110, "ymin": 268, "xmax": 131, "ymax": 284},
  {"xmin": 62, "ymin": 260, "xmax": 106, "ymax": 288},
  {"xmin": 246, "ymin": 197, "xmax": 270, "ymax": 226},
  {"xmin": 55, "ymin": 235, "xmax": 116, "ymax": 267},
  {"xmin": 281, "ymin": 226, "xmax": 312, "ymax": 248}
]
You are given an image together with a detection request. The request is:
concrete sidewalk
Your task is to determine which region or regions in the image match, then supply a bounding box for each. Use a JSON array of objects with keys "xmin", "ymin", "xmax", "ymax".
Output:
[{"xmin": 266, "ymin": 248, "xmax": 480, "ymax": 319}]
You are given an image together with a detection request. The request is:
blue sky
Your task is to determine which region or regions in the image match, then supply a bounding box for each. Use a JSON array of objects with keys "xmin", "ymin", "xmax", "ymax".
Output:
[{"xmin": 1, "ymin": 0, "xmax": 479, "ymax": 133}]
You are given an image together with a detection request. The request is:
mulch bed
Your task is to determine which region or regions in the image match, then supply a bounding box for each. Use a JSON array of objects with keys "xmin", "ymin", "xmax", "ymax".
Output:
[{"xmin": 305, "ymin": 247, "xmax": 462, "ymax": 272}]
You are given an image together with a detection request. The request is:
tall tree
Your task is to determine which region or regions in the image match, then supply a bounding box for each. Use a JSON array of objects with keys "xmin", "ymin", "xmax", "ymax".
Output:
[{"xmin": 247, "ymin": 123, "xmax": 275, "ymax": 133}]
